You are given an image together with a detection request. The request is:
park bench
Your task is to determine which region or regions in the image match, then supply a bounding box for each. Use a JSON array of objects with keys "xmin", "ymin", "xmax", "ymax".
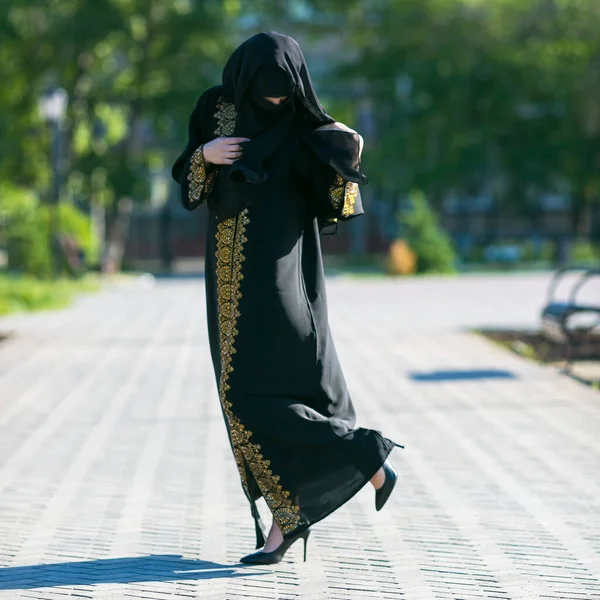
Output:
[{"xmin": 540, "ymin": 267, "xmax": 600, "ymax": 369}]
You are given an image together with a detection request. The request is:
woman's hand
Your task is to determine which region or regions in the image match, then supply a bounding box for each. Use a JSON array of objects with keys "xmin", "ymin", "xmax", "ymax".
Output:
[
  {"xmin": 202, "ymin": 137, "xmax": 250, "ymax": 165},
  {"xmin": 314, "ymin": 122, "xmax": 364, "ymax": 156}
]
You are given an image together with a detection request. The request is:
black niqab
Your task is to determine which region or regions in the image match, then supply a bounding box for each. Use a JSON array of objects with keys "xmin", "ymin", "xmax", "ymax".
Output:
[
  {"xmin": 212, "ymin": 32, "xmax": 335, "ymax": 221},
  {"xmin": 228, "ymin": 64, "xmax": 295, "ymax": 184},
  {"xmin": 222, "ymin": 31, "xmax": 333, "ymax": 127},
  {"xmin": 243, "ymin": 65, "xmax": 294, "ymax": 135}
]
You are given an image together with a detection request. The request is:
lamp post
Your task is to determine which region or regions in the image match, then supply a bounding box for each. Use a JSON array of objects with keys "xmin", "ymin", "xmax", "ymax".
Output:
[{"xmin": 39, "ymin": 86, "xmax": 68, "ymax": 278}]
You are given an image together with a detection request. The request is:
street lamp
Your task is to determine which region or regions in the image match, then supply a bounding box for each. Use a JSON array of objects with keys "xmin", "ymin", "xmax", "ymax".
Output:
[
  {"xmin": 39, "ymin": 86, "xmax": 68, "ymax": 278},
  {"xmin": 39, "ymin": 87, "xmax": 68, "ymax": 123}
]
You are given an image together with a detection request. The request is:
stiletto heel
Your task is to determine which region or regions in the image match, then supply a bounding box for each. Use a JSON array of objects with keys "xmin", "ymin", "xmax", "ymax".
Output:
[
  {"xmin": 375, "ymin": 458, "xmax": 398, "ymax": 511},
  {"xmin": 240, "ymin": 527, "xmax": 311, "ymax": 565}
]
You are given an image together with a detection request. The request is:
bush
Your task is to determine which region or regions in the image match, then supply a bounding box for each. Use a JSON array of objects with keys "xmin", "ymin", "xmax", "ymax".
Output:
[
  {"xmin": 570, "ymin": 239, "xmax": 600, "ymax": 264},
  {"xmin": 0, "ymin": 274, "xmax": 101, "ymax": 316},
  {"xmin": 53, "ymin": 202, "xmax": 100, "ymax": 266},
  {"xmin": 0, "ymin": 184, "xmax": 99, "ymax": 278},
  {"xmin": 521, "ymin": 239, "xmax": 556, "ymax": 262},
  {"xmin": 398, "ymin": 191, "xmax": 458, "ymax": 274},
  {"xmin": 0, "ymin": 184, "xmax": 52, "ymax": 277}
]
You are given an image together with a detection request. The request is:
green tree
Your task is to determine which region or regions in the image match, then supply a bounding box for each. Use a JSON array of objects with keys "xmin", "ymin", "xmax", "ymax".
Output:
[
  {"xmin": 333, "ymin": 0, "xmax": 600, "ymax": 237},
  {"xmin": 400, "ymin": 190, "xmax": 458, "ymax": 274},
  {"xmin": 0, "ymin": 0, "xmax": 245, "ymax": 272}
]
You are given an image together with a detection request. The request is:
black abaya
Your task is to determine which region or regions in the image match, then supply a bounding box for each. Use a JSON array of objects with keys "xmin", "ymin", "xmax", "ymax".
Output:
[{"xmin": 172, "ymin": 33, "xmax": 404, "ymax": 548}]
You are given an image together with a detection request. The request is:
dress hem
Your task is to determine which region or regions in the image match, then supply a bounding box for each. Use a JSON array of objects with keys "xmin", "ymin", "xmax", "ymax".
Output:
[{"xmin": 281, "ymin": 433, "xmax": 403, "ymax": 542}]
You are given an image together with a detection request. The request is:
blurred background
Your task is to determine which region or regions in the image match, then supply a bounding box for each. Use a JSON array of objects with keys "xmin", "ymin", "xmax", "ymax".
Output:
[
  {"xmin": 2, "ymin": 4, "xmax": 600, "ymax": 590},
  {"xmin": 1, "ymin": 0, "xmax": 600, "ymax": 305}
]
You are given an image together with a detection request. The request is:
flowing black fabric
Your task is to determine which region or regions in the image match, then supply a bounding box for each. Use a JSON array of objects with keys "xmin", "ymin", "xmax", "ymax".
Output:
[
  {"xmin": 224, "ymin": 64, "xmax": 295, "ymax": 184},
  {"xmin": 211, "ymin": 31, "xmax": 340, "ymax": 222},
  {"xmin": 171, "ymin": 33, "xmax": 404, "ymax": 548},
  {"xmin": 238, "ymin": 65, "xmax": 295, "ymax": 138},
  {"xmin": 222, "ymin": 32, "xmax": 333, "ymax": 126}
]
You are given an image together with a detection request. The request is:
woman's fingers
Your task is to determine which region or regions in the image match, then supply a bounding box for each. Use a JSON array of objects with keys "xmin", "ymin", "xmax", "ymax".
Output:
[
  {"xmin": 207, "ymin": 137, "xmax": 247, "ymax": 164},
  {"xmin": 220, "ymin": 138, "xmax": 248, "ymax": 150}
]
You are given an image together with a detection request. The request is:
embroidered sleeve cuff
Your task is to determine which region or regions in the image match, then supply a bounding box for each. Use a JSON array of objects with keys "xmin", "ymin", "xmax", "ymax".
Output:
[
  {"xmin": 187, "ymin": 145, "xmax": 208, "ymax": 205},
  {"xmin": 328, "ymin": 173, "xmax": 360, "ymax": 218},
  {"xmin": 184, "ymin": 145, "xmax": 218, "ymax": 209}
]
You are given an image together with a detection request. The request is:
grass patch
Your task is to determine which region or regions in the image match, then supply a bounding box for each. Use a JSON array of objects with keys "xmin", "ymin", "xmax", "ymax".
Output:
[
  {"xmin": 0, "ymin": 274, "xmax": 102, "ymax": 316},
  {"xmin": 322, "ymin": 254, "xmax": 561, "ymax": 278},
  {"xmin": 477, "ymin": 328, "xmax": 600, "ymax": 387},
  {"xmin": 479, "ymin": 330, "xmax": 548, "ymax": 361}
]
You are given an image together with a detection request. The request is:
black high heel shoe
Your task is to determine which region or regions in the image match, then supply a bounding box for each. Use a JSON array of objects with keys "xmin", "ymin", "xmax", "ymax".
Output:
[
  {"xmin": 239, "ymin": 527, "xmax": 311, "ymax": 565},
  {"xmin": 375, "ymin": 458, "xmax": 398, "ymax": 511}
]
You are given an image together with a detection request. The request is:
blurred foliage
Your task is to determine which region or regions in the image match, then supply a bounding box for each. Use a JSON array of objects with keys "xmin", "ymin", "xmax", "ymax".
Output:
[
  {"xmin": 0, "ymin": 0, "xmax": 250, "ymax": 277},
  {"xmin": 332, "ymin": 0, "xmax": 600, "ymax": 238},
  {"xmin": 0, "ymin": 184, "xmax": 99, "ymax": 277},
  {"xmin": 1, "ymin": 0, "xmax": 600, "ymax": 270},
  {"xmin": 399, "ymin": 190, "xmax": 458, "ymax": 273},
  {"xmin": 0, "ymin": 0, "xmax": 239, "ymax": 205},
  {"xmin": 53, "ymin": 202, "xmax": 101, "ymax": 265},
  {"xmin": 463, "ymin": 237, "xmax": 599, "ymax": 266},
  {"xmin": 0, "ymin": 274, "xmax": 101, "ymax": 316},
  {"xmin": 0, "ymin": 184, "xmax": 52, "ymax": 277},
  {"xmin": 570, "ymin": 239, "xmax": 600, "ymax": 262}
]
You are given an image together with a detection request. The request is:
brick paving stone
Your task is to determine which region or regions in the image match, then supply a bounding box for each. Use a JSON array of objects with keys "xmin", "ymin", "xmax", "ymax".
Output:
[{"xmin": 0, "ymin": 275, "xmax": 599, "ymax": 599}]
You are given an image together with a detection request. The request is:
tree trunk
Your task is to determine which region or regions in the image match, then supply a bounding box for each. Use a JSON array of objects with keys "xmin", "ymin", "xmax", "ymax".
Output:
[
  {"xmin": 102, "ymin": 197, "xmax": 133, "ymax": 274},
  {"xmin": 571, "ymin": 192, "xmax": 594, "ymax": 239}
]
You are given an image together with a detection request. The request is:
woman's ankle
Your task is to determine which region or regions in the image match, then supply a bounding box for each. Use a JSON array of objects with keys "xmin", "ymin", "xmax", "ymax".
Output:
[
  {"xmin": 263, "ymin": 520, "xmax": 284, "ymax": 551},
  {"xmin": 370, "ymin": 466, "xmax": 385, "ymax": 490}
]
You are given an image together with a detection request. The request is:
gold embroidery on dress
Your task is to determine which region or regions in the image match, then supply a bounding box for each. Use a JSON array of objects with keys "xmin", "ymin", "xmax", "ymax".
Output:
[
  {"xmin": 214, "ymin": 99, "xmax": 236, "ymax": 136},
  {"xmin": 187, "ymin": 144, "xmax": 217, "ymax": 206},
  {"xmin": 328, "ymin": 173, "xmax": 358, "ymax": 218},
  {"xmin": 329, "ymin": 173, "xmax": 345, "ymax": 211},
  {"xmin": 342, "ymin": 181, "xmax": 359, "ymax": 217},
  {"xmin": 215, "ymin": 211, "xmax": 250, "ymax": 493},
  {"xmin": 215, "ymin": 211, "xmax": 303, "ymax": 535},
  {"xmin": 187, "ymin": 145, "xmax": 206, "ymax": 204},
  {"xmin": 185, "ymin": 97, "xmax": 236, "ymax": 207},
  {"xmin": 213, "ymin": 99, "xmax": 304, "ymax": 535}
]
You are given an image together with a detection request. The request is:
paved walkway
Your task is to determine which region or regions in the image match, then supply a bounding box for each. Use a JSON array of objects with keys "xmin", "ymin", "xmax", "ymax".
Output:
[{"xmin": 0, "ymin": 275, "xmax": 599, "ymax": 599}]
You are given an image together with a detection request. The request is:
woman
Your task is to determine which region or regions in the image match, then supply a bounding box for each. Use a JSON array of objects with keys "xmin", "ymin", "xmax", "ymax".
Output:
[{"xmin": 171, "ymin": 31, "xmax": 404, "ymax": 566}]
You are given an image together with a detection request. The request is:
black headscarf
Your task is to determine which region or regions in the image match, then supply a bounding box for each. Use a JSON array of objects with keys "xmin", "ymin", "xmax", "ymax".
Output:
[
  {"xmin": 212, "ymin": 32, "xmax": 336, "ymax": 221},
  {"xmin": 227, "ymin": 64, "xmax": 295, "ymax": 185}
]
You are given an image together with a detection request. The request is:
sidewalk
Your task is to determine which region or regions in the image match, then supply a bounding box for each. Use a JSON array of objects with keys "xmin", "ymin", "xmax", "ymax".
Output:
[{"xmin": 0, "ymin": 275, "xmax": 599, "ymax": 599}]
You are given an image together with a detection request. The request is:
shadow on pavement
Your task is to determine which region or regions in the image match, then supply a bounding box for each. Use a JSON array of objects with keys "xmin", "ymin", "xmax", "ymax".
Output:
[
  {"xmin": 409, "ymin": 369, "xmax": 516, "ymax": 382},
  {"xmin": 0, "ymin": 554, "xmax": 265, "ymax": 590}
]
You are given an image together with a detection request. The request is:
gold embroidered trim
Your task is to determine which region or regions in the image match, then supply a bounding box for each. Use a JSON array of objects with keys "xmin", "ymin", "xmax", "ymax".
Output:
[
  {"xmin": 187, "ymin": 145, "xmax": 206, "ymax": 205},
  {"xmin": 187, "ymin": 144, "xmax": 217, "ymax": 206},
  {"xmin": 328, "ymin": 173, "xmax": 358, "ymax": 218},
  {"xmin": 213, "ymin": 161, "xmax": 304, "ymax": 534},
  {"xmin": 215, "ymin": 211, "xmax": 303, "ymax": 535},
  {"xmin": 214, "ymin": 99, "xmax": 236, "ymax": 136},
  {"xmin": 329, "ymin": 173, "xmax": 345, "ymax": 211},
  {"xmin": 215, "ymin": 211, "xmax": 250, "ymax": 493},
  {"xmin": 343, "ymin": 181, "xmax": 359, "ymax": 217},
  {"xmin": 185, "ymin": 97, "xmax": 235, "ymax": 209}
]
